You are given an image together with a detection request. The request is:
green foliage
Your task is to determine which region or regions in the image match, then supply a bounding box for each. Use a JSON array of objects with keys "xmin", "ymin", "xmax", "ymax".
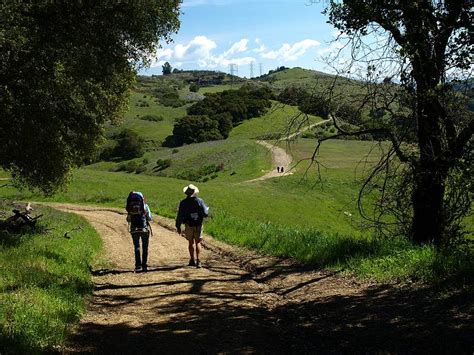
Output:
[
  {"xmin": 0, "ymin": 0, "xmax": 181, "ymax": 194},
  {"xmin": 299, "ymin": 94, "xmax": 332, "ymax": 118},
  {"xmin": 166, "ymin": 85, "xmax": 273, "ymax": 146},
  {"xmin": 187, "ymin": 85, "xmax": 273, "ymax": 124},
  {"xmin": 135, "ymin": 165, "xmax": 147, "ymax": 174},
  {"xmin": 176, "ymin": 164, "xmax": 221, "ymax": 182},
  {"xmin": 153, "ymin": 85, "xmax": 185, "ymax": 107},
  {"xmin": 189, "ymin": 82, "xmax": 200, "ymax": 92},
  {"xmin": 0, "ymin": 206, "xmax": 101, "ymax": 353},
  {"xmin": 206, "ymin": 213, "xmax": 474, "ymax": 283},
  {"xmin": 277, "ymin": 85, "xmax": 309, "ymax": 106},
  {"xmin": 162, "ymin": 61, "xmax": 172, "ymax": 75},
  {"xmin": 112, "ymin": 129, "xmax": 144, "ymax": 160},
  {"xmin": 154, "ymin": 159, "xmax": 172, "ymax": 172},
  {"xmin": 167, "ymin": 115, "xmax": 223, "ymax": 146}
]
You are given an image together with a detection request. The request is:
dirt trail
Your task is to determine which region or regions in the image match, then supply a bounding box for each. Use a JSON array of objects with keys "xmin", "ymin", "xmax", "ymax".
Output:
[
  {"xmin": 50, "ymin": 203, "xmax": 472, "ymax": 354},
  {"xmin": 247, "ymin": 119, "xmax": 331, "ymax": 182}
]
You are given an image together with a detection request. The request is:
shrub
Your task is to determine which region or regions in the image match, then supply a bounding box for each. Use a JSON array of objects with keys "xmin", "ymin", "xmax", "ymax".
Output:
[
  {"xmin": 154, "ymin": 158, "xmax": 172, "ymax": 171},
  {"xmin": 170, "ymin": 115, "xmax": 223, "ymax": 146},
  {"xmin": 125, "ymin": 161, "xmax": 139, "ymax": 173},
  {"xmin": 98, "ymin": 145, "xmax": 115, "ymax": 161},
  {"xmin": 189, "ymin": 82, "xmax": 199, "ymax": 92},
  {"xmin": 172, "ymin": 148, "xmax": 179, "ymax": 154},
  {"xmin": 135, "ymin": 165, "xmax": 147, "ymax": 174},
  {"xmin": 168, "ymin": 85, "xmax": 273, "ymax": 145},
  {"xmin": 176, "ymin": 164, "xmax": 220, "ymax": 181},
  {"xmin": 112, "ymin": 129, "xmax": 144, "ymax": 160}
]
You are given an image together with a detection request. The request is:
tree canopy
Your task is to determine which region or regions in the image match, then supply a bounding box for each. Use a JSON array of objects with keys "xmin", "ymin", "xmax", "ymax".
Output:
[
  {"xmin": 0, "ymin": 1, "xmax": 181, "ymax": 194},
  {"xmin": 162, "ymin": 61, "xmax": 172, "ymax": 75}
]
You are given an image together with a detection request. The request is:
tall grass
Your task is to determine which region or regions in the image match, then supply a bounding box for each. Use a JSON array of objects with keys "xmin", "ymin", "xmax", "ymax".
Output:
[
  {"xmin": 205, "ymin": 213, "xmax": 474, "ymax": 284},
  {"xmin": 0, "ymin": 205, "xmax": 102, "ymax": 353}
]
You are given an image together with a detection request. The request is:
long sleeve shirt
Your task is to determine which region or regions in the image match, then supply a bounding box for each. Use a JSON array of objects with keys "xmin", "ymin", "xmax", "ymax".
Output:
[{"xmin": 176, "ymin": 196, "xmax": 209, "ymax": 228}]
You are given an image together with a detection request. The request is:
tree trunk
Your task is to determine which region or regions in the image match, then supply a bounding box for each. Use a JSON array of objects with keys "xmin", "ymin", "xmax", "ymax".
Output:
[
  {"xmin": 411, "ymin": 85, "xmax": 447, "ymax": 245},
  {"xmin": 411, "ymin": 165, "xmax": 446, "ymax": 245}
]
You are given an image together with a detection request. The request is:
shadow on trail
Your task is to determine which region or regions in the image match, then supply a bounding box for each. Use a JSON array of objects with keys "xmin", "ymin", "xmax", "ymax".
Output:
[
  {"xmin": 71, "ymin": 274, "xmax": 473, "ymax": 354},
  {"xmin": 92, "ymin": 265, "xmax": 183, "ymax": 276}
]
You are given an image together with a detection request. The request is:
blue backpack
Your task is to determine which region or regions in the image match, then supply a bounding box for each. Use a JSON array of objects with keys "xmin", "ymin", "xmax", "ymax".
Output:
[{"xmin": 126, "ymin": 192, "xmax": 147, "ymax": 230}]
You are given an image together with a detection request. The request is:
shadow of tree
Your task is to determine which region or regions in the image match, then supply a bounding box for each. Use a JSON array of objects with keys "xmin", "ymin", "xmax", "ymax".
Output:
[{"xmin": 69, "ymin": 273, "xmax": 473, "ymax": 354}]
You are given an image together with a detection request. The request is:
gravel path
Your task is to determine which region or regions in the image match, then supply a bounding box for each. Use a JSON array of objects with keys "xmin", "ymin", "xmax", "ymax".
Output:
[{"xmin": 44, "ymin": 204, "xmax": 472, "ymax": 354}]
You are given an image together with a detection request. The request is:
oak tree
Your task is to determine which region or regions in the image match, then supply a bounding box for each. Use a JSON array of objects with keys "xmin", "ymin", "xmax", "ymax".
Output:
[
  {"xmin": 322, "ymin": 0, "xmax": 473, "ymax": 245},
  {"xmin": 0, "ymin": 0, "xmax": 181, "ymax": 193}
]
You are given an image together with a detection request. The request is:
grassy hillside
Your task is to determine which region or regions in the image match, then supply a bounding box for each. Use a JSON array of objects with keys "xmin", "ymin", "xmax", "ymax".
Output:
[
  {"xmin": 230, "ymin": 102, "xmax": 322, "ymax": 139},
  {"xmin": 3, "ymin": 139, "xmax": 472, "ymax": 284},
  {"xmin": 4, "ymin": 140, "xmax": 383, "ymax": 235},
  {"xmin": 88, "ymin": 139, "xmax": 271, "ymax": 183}
]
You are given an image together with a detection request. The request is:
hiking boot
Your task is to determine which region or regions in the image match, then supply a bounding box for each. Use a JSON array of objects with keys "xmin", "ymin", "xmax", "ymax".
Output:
[
  {"xmin": 134, "ymin": 266, "xmax": 142, "ymax": 273},
  {"xmin": 196, "ymin": 259, "xmax": 202, "ymax": 268},
  {"xmin": 142, "ymin": 265, "xmax": 148, "ymax": 272},
  {"xmin": 188, "ymin": 259, "xmax": 195, "ymax": 266}
]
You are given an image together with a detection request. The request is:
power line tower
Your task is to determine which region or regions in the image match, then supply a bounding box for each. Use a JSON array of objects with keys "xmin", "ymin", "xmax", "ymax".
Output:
[
  {"xmin": 250, "ymin": 62, "xmax": 254, "ymax": 79},
  {"xmin": 229, "ymin": 64, "xmax": 238, "ymax": 86}
]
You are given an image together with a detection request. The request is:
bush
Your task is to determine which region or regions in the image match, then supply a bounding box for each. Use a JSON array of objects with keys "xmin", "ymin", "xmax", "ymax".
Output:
[
  {"xmin": 172, "ymin": 148, "xmax": 179, "ymax": 154},
  {"xmin": 170, "ymin": 115, "xmax": 223, "ymax": 146},
  {"xmin": 154, "ymin": 158, "xmax": 172, "ymax": 171},
  {"xmin": 176, "ymin": 164, "xmax": 220, "ymax": 181},
  {"xmin": 125, "ymin": 161, "xmax": 139, "ymax": 173},
  {"xmin": 168, "ymin": 85, "xmax": 273, "ymax": 145},
  {"xmin": 189, "ymin": 82, "xmax": 199, "ymax": 92},
  {"xmin": 135, "ymin": 165, "xmax": 147, "ymax": 174},
  {"xmin": 98, "ymin": 145, "xmax": 115, "ymax": 161},
  {"xmin": 111, "ymin": 129, "xmax": 144, "ymax": 160}
]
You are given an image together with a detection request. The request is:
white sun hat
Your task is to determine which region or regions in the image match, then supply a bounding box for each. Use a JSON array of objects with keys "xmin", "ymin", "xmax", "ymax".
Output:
[{"xmin": 183, "ymin": 184, "xmax": 199, "ymax": 196}]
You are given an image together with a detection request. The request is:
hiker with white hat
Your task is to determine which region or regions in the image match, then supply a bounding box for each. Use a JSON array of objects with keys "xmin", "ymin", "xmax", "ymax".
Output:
[{"xmin": 175, "ymin": 184, "xmax": 209, "ymax": 268}]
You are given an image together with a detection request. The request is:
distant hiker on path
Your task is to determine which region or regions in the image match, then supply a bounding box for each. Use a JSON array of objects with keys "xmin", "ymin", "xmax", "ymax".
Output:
[
  {"xmin": 126, "ymin": 191, "xmax": 152, "ymax": 272},
  {"xmin": 176, "ymin": 184, "xmax": 209, "ymax": 268}
]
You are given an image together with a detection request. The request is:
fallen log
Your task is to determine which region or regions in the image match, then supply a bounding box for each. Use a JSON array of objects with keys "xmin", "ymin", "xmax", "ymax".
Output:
[{"xmin": 0, "ymin": 203, "xmax": 42, "ymax": 233}]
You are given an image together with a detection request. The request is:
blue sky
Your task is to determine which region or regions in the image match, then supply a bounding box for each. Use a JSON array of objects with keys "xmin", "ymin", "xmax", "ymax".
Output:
[{"xmin": 140, "ymin": 0, "xmax": 341, "ymax": 77}]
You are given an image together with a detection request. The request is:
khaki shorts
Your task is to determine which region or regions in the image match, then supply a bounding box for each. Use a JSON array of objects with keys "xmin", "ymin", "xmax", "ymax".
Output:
[{"xmin": 184, "ymin": 225, "xmax": 202, "ymax": 242}]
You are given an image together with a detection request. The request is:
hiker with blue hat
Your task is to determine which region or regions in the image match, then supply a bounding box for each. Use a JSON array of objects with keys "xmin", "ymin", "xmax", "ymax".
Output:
[
  {"xmin": 126, "ymin": 191, "xmax": 152, "ymax": 272},
  {"xmin": 176, "ymin": 184, "xmax": 209, "ymax": 268}
]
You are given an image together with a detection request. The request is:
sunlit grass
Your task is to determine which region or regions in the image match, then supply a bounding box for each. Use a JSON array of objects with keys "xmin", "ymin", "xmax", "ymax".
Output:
[{"xmin": 0, "ymin": 206, "xmax": 102, "ymax": 352}]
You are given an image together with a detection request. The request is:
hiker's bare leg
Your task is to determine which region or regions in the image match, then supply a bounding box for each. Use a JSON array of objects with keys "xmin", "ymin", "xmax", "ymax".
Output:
[
  {"xmin": 188, "ymin": 240, "xmax": 195, "ymax": 260},
  {"xmin": 195, "ymin": 239, "xmax": 201, "ymax": 260}
]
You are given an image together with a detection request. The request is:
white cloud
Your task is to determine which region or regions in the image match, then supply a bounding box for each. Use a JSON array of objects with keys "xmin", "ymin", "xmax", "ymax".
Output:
[
  {"xmin": 224, "ymin": 39, "xmax": 248, "ymax": 56},
  {"xmin": 150, "ymin": 36, "xmax": 321, "ymax": 73},
  {"xmin": 261, "ymin": 39, "xmax": 320, "ymax": 61},
  {"xmin": 156, "ymin": 48, "xmax": 173, "ymax": 60},
  {"xmin": 175, "ymin": 36, "xmax": 217, "ymax": 60},
  {"xmin": 151, "ymin": 36, "xmax": 255, "ymax": 69},
  {"xmin": 317, "ymin": 41, "xmax": 344, "ymax": 57}
]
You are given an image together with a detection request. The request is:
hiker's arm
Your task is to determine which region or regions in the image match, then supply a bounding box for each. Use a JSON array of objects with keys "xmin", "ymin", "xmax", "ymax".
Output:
[
  {"xmin": 199, "ymin": 199, "xmax": 209, "ymax": 217},
  {"xmin": 175, "ymin": 202, "xmax": 184, "ymax": 233},
  {"xmin": 145, "ymin": 204, "xmax": 152, "ymax": 221}
]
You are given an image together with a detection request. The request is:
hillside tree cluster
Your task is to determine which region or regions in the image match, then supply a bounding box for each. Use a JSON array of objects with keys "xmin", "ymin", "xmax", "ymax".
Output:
[{"xmin": 164, "ymin": 85, "xmax": 273, "ymax": 146}]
